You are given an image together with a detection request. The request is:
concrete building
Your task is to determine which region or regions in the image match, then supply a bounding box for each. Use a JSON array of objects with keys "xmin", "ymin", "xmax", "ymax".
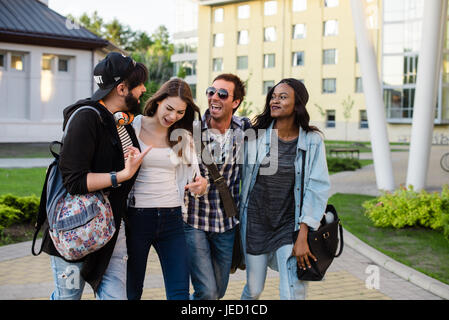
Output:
[
  {"xmin": 0, "ymin": 0, "xmax": 120, "ymax": 142},
  {"xmin": 196, "ymin": 0, "xmax": 449, "ymax": 143}
]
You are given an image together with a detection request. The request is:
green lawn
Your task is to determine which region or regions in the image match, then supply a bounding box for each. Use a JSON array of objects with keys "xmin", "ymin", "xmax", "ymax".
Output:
[
  {"xmin": 324, "ymin": 140, "xmax": 409, "ymax": 154},
  {"xmin": 0, "ymin": 168, "xmax": 46, "ymax": 197},
  {"xmin": 330, "ymin": 193, "xmax": 449, "ymax": 285}
]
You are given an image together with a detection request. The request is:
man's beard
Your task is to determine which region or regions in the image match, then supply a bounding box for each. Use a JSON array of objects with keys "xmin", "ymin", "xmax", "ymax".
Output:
[{"xmin": 125, "ymin": 92, "xmax": 141, "ymax": 115}]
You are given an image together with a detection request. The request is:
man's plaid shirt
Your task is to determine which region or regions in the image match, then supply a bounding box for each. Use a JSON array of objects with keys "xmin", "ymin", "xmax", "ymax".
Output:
[{"xmin": 183, "ymin": 110, "xmax": 248, "ymax": 233}]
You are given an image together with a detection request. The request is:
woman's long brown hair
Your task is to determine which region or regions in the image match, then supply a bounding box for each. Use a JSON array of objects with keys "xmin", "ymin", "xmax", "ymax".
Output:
[{"xmin": 143, "ymin": 78, "xmax": 201, "ymax": 155}]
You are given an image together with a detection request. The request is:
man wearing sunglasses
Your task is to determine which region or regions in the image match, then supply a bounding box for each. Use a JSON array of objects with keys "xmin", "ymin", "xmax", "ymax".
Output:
[{"xmin": 183, "ymin": 73, "xmax": 250, "ymax": 300}]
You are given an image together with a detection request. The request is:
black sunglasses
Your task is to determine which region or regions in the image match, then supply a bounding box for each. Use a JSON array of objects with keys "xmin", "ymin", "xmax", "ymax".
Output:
[{"xmin": 206, "ymin": 87, "xmax": 233, "ymax": 100}]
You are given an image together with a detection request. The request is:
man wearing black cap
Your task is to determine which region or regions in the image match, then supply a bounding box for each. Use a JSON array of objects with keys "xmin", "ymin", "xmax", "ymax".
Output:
[{"xmin": 41, "ymin": 52, "xmax": 150, "ymax": 300}]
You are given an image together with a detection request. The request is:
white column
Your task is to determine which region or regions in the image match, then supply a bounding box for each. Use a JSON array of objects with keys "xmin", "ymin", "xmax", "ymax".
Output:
[
  {"xmin": 350, "ymin": 0, "xmax": 395, "ymax": 191},
  {"xmin": 406, "ymin": 0, "xmax": 447, "ymax": 191}
]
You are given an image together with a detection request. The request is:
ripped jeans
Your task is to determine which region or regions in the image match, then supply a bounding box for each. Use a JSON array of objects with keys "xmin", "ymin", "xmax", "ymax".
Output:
[{"xmin": 49, "ymin": 221, "xmax": 128, "ymax": 300}]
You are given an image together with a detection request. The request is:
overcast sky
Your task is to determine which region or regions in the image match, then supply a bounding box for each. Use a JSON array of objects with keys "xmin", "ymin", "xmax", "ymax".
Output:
[{"xmin": 49, "ymin": 0, "xmax": 177, "ymax": 35}]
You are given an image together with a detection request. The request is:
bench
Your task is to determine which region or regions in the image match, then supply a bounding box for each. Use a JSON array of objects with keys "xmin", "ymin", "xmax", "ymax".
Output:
[{"xmin": 328, "ymin": 148, "xmax": 360, "ymax": 159}]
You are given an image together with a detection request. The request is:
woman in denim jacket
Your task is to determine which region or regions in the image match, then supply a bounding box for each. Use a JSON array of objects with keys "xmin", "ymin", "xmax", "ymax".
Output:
[{"xmin": 239, "ymin": 78, "xmax": 330, "ymax": 300}]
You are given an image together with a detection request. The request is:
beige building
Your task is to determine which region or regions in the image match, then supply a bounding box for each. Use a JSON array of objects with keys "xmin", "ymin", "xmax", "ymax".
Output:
[{"xmin": 197, "ymin": 0, "xmax": 449, "ymax": 143}]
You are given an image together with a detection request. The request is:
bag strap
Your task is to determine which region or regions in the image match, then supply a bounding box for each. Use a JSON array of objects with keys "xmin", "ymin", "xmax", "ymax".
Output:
[
  {"xmin": 62, "ymin": 106, "xmax": 102, "ymax": 143},
  {"xmin": 199, "ymin": 139, "xmax": 238, "ymax": 218},
  {"xmin": 299, "ymin": 149, "xmax": 306, "ymax": 218}
]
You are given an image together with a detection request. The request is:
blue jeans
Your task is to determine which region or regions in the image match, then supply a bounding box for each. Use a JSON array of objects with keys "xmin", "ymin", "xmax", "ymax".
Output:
[
  {"xmin": 50, "ymin": 221, "xmax": 128, "ymax": 300},
  {"xmin": 126, "ymin": 207, "xmax": 189, "ymax": 300},
  {"xmin": 241, "ymin": 244, "xmax": 308, "ymax": 300},
  {"xmin": 183, "ymin": 223, "xmax": 236, "ymax": 300}
]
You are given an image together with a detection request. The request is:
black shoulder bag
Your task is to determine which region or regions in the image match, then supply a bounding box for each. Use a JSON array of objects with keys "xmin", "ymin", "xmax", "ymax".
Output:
[{"xmin": 293, "ymin": 149, "xmax": 344, "ymax": 281}]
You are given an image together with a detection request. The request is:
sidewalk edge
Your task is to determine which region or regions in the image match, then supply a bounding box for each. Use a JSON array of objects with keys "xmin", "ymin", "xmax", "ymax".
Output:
[{"xmin": 343, "ymin": 227, "xmax": 449, "ymax": 300}]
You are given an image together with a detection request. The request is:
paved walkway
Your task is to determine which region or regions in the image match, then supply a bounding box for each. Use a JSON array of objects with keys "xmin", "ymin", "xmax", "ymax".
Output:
[{"xmin": 0, "ymin": 145, "xmax": 448, "ymax": 300}]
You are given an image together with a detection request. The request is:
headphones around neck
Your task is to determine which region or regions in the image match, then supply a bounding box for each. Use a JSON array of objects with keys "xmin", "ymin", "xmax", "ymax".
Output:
[{"xmin": 113, "ymin": 112, "xmax": 134, "ymax": 127}]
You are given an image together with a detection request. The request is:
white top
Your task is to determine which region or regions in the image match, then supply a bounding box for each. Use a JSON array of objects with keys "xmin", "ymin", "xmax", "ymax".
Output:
[{"xmin": 130, "ymin": 115, "xmax": 202, "ymax": 212}]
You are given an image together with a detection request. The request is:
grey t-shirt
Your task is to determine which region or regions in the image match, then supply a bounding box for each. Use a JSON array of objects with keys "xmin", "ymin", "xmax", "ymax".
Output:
[{"xmin": 246, "ymin": 135, "xmax": 298, "ymax": 255}]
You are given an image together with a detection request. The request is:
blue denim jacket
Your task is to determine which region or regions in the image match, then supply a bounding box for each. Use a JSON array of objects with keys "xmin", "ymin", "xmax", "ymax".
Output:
[{"xmin": 239, "ymin": 121, "xmax": 330, "ymax": 273}]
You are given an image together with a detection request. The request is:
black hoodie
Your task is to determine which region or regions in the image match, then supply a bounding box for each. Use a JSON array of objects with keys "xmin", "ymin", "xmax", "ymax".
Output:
[{"xmin": 41, "ymin": 98, "xmax": 140, "ymax": 294}]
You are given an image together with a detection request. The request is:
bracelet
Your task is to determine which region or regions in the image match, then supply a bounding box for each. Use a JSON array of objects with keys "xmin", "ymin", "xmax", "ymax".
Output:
[{"xmin": 110, "ymin": 171, "xmax": 121, "ymax": 188}]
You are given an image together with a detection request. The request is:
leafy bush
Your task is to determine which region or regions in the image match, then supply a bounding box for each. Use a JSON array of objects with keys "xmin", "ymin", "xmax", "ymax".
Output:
[
  {"xmin": 0, "ymin": 194, "xmax": 39, "ymax": 229},
  {"xmin": 327, "ymin": 157, "xmax": 362, "ymax": 173},
  {"xmin": 363, "ymin": 185, "xmax": 449, "ymax": 241}
]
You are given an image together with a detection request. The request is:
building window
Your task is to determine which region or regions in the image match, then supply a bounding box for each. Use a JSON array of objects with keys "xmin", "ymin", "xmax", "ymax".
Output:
[
  {"xmin": 264, "ymin": 54, "xmax": 275, "ymax": 68},
  {"xmin": 293, "ymin": 0, "xmax": 307, "ymax": 11},
  {"xmin": 356, "ymin": 47, "xmax": 359, "ymax": 63},
  {"xmin": 58, "ymin": 57, "xmax": 69, "ymax": 72},
  {"xmin": 42, "ymin": 54, "xmax": 53, "ymax": 71},
  {"xmin": 323, "ymin": 78, "xmax": 336, "ymax": 93},
  {"xmin": 323, "ymin": 49, "xmax": 338, "ymax": 65},
  {"xmin": 11, "ymin": 54, "xmax": 24, "ymax": 71},
  {"xmin": 292, "ymin": 51, "xmax": 305, "ymax": 66},
  {"xmin": 384, "ymin": 87, "xmax": 415, "ymax": 119},
  {"xmin": 324, "ymin": 0, "xmax": 339, "ymax": 7},
  {"xmin": 237, "ymin": 56, "xmax": 248, "ymax": 70},
  {"xmin": 214, "ymin": 8, "xmax": 224, "ymax": 22},
  {"xmin": 238, "ymin": 4, "xmax": 250, "ymax": 19},
  {"xmin": 326, "ymin": 110, "xmax": 336, "ymax": 128},
  {"xmin": 213, "ymin": 33, "xmax": 224, "ymax": 47},
  {"xmin": 292, "ymin": 24, "xmax": 306, "ymax": 39},
  {"xmin": 213, "ymin": 58, "xmax": 223, "ymax": 72},
  {"xmin": 323, "ymin": 20, "xmax": 339, "ymax": 36},
  {"xmin": 264, "ymin": 27, "xmax": 276, "ymax": 42},
  {"xmin": 264, "ymin": 1, "xmax": 277, "ymax": 16},
  {"xmin": 0, "ymin": 53, "xmax": 4, "ymax": 68},
  {"xmin": 238, "ymin": 30, "xmax": 249, "ymax": 45},
  {"xmin": 263, "ymin": 80, "xmax": 275, "ymax": 94},
  {"xmin": 359, "ymin": 110, "xmax": 369, "ymax": 129},
  {"xmin": 355, "ymin": 77, "xmax": 363, "ymax": 93}
]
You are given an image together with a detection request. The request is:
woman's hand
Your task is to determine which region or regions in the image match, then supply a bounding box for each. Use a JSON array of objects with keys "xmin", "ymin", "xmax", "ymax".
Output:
[
  {"xmin": 292, "ymin": 223, "xmax": 317, "ymax": 270},
  {"xmin": 119, "ymin": 146, "xmax": 152, "ymax": 182},
  {"xmin": 185, "ymin": 175, "xmax": 207, "ymax": 196}
]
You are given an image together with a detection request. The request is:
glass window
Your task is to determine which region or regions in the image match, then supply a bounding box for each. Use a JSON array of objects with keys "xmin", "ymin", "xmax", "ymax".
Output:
[
  {"xmin": 238, "ymin": 4, "xmax": 250, "ymax": 19},
  {"xmin": 324, "ymin": 0, "xmax": 339, "ymax": 7},
  {"xmin": 384, "ymin": 87, "xmax": 415, "ymax": 119},
  {"xmin": 326, "ymin": 110, "xmax": 336, "ymax": 128},
  {"xmin": 0, "ymin": 53, "xmax": 4, "ymax": 68},
  {"xmin": 292, "ymin": 51, "xmax": 305, "ymax": 66},
  {"xmin": 214, "ymin": 8, "xmax": 224, "ymax": 22},
  {"xmin": 323, "ymin": 20, "xmax": 338, "ymax": 36},
  {"xmin": 237, "ymin": 56, "xmax": 248, "ymax": 70},
  {"xmin": 323, "ymin": 49, "xmax": 338, "ymax": 64},
  {"xmin": 323, "ymin": 78, "xmax": 336, "ymax": 93},
  {"xmin": 238, "ymin": 30, "xmax": 249, "ymax": 45},
  {"xmin": 11, "ymin": 54, "xmax": 24, "ymax": 71},
  {"xmin": 213, "ymin": 58, "xmax": 223, "ymax": 72},
  {"xmin": 58, "ymin": 57, "xmax": 69, "ymax": 72},
  {"xmin": 42, "ymin": 55, "xmax": 53, "ymax": 71},
  {"xmin": 264, "ymin": 54, "xmax": 275, "ymax": 68},
  {"xmin": 213, "ymin": 33, "xmax": 224, "ymax": 47},
  {"xmin": 263, "ymin": 80, "xmax": 275, "ymax": 94},
  {"xmin": 292, "ymin": 24, "xmax": 306, "ymax": 39},
  {"xmin": 355, "ymin": 77, "xmax": 363, "ymax": 93},
  {"xmin": 264, "ymin": 27, "xmax": 276, "ymax": 42},
  {"xmin": 356, "ymin": 47, "xmax": 359, "ymax": 63},
  {"xmin": 359, "ymin": 110, "xmax": 369, "ymax": 128},
  {"xmin": 292, "ymin": 0, "xmax": 307, "ymax": 11},
  {"xmin": 264, "ymin": 1, "xmax": 277, "ymax": 16}
]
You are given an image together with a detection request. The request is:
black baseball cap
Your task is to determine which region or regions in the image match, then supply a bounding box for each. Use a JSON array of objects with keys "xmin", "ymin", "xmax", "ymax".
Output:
[{"xmin": 91, "ymin": 52, "xmax": 137, "ymax": 101}]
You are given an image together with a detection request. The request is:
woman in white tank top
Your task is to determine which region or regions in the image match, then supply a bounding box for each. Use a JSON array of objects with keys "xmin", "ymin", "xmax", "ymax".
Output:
[{"xmin": 126, "ymin": 79, "xmax": 207, "ymax": 300}]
